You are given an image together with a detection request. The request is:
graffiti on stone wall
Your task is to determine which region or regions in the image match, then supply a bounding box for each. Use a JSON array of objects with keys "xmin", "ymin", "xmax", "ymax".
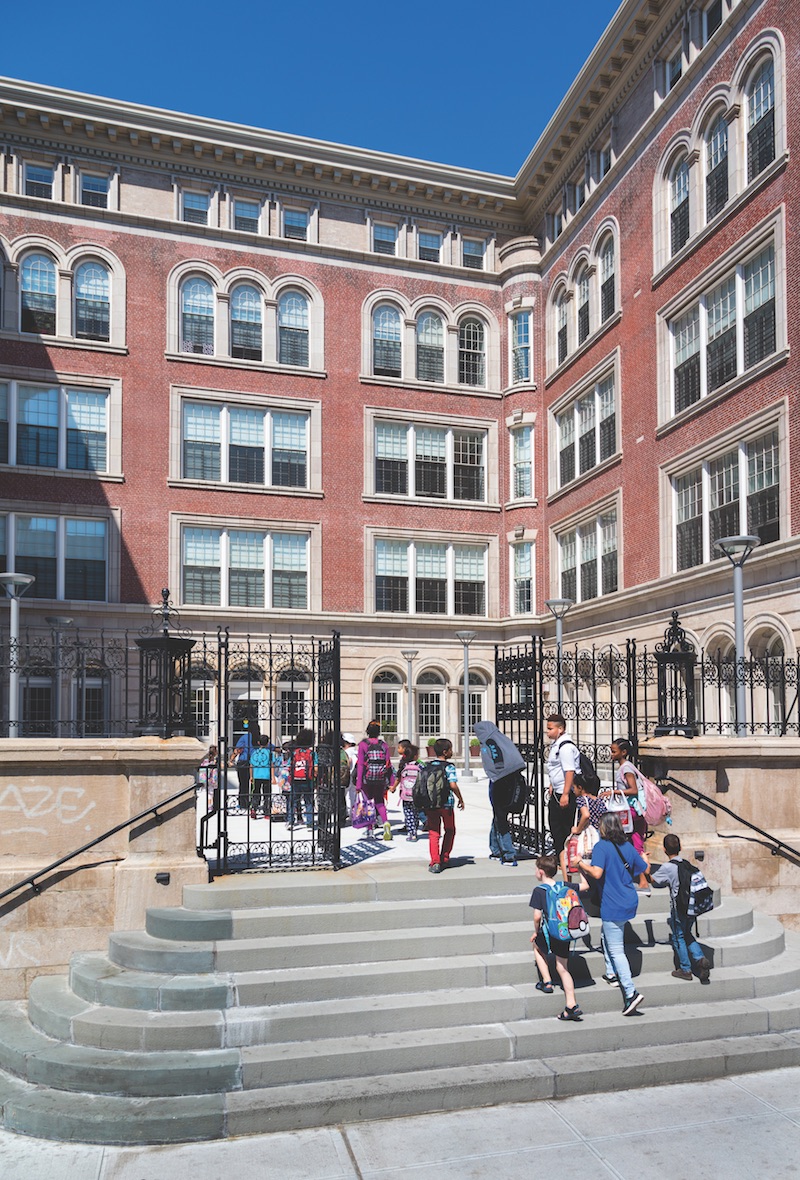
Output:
[{"xmin": 0, "ymin": 784, "xmax": 97, "ymax": 836}]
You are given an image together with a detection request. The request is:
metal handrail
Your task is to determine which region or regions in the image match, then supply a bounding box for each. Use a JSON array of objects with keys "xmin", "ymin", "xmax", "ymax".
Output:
[
  {"xmin": 0, "ymin": 781, "xmax": 203, "ymax": 905},
  {"xmin": 660, "ymin": 774, "xmax": 800, "ymax": 865}
]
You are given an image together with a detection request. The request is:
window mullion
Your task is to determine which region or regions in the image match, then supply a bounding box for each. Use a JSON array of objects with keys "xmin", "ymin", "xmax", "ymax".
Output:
[
  {"xmin": 446, "ymin": 429, "xmax": 454, "ymax": 501},
  {"xmin": 265, "ymin": 533, "xmax": 272, "ymax": 611},
  {"xmin": 408, "ymin": 541, "xmax": 416, "ymax": 614},
  {"xmin": 447, "ymin": 543, "xmax": 455, "ymax": 615},
  {"xmin": 219, "ymin": 406, "xmax": 229, "ymax": 484},
  {"xmin": 220, "ymin": 530, "xmax": 230, "ymax": 610},
  {"xmin": 738, "ymin": 442, "xmax": 748, "ymax": 534},
  {"xmin": 57, "ymin": 516, "xmax": 66, "ymax": 601},
  {"xmin": 58, "ymin": 385, "xmax": 67, "ymax": 470},
  {"xmin": 701, "ymin": 463, "xmax": 711, "ymax": 563},
  {"xmin": 735, "ymin": 265, "xmax": 745, "ymax": 377},
  {"xmin": 699, "ymin": 296, "xmax": 709, "ymax": 403},
  {"xmin": 265, "ymin": 410, "xmax": 273, "ymax": 489},
  {"xmin": 407, "ymin": 425, "xmax": 416, "ymax": 498},
  {"xmin": 9, "ymin": 382, "xmax": 17, "ymax": 466}
]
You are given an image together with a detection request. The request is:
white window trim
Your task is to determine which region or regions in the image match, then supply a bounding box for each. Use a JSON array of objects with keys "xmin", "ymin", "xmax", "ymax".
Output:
[
  {"xmin": 73, "ymin": 166, "xmax": 119, "ymax": 212},
  {"xmin": 366, "ymin": 212, "xmax": 406, "ymax": 258},
  {"xmin": 275, "ymin": 198, "xmax": 319, "ymax": 244},
  {"xmin": 364, "ymin": 525, "xmax": 498, "ymax": 620},
  {"xmin": 504, "ymin": 297, "xmax": 536, "ymax": 390},
  {"xmin": 0, "ymin": 498, "xmax": 120, "ymax": 603},
  {"xmin": 505, "ymin": 409, "xmax": 537, "ymax": 507},
  {"xmin": 548, "ymin": 349, "xmax": 620, "ymax": 497},
  {"xmin": 168, "ymin": 385, "xmax": 322, "ymax": 495},
  {"xmin": 175, "ymin": 183, "xmax": 218, "ymax": 228},
  {"xmin": 507, "ymin": 528, "xmax": 537, "ymax": 617},
  {"xmin": 228, "ymin": 192, "xmax": 267, "ymax": 235},
  {"xmin": 1, "ymin": 374, "xmax": 122, "ymax": 479},
  {"xmin": 20, "ymin": 157, "xmax": 62, "ymax": 201},
  {"xmin": 549, "ymin": 490, "xmax": 621, "ymax": 604}
]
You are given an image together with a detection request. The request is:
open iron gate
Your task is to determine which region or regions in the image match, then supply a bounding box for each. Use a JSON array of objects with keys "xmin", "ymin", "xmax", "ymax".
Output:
[{"xmin": 200, "ymin": 629, "xmax": 341, "ymax": 873}]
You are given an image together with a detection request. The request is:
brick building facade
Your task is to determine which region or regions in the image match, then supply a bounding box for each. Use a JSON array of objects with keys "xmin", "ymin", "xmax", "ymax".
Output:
[{"xmin": 0, "ymin": 0, "xmax": 797, "ymax": 746}]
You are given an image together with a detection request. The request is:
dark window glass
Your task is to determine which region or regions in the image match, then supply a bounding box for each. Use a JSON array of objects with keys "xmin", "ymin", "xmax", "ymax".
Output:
[
  {"xmin": 22, "ymin": 685, "xmax": 52, "ymax": 737},
  {"xmin": 674, "ymin": 353, "xmax": 701, "ymax": 413},
  {"xmin": 599, "ymin": 414, "xmax": 616, "ymax": 462},
  {"xmin": 580, "ymin": 559, "xmax": 598, "ymax": 602},
  {"xmin": 0, "ymin": 421, "xmax": 8, "ymax": 464},
  {"xmin": 671, "ymin": 200, "xmax": 690, "ymax": 255},
  {"xmin": 709, "ymin": 500, "xmax": 739, "ymax": 549},
  {"xmin": 21, "ymin": 292, "xmax": 56, "ymax": 335},
  {"xmin": 272, "ymin": 450, "xmax": 306, "ymax": 487},
  {"xmin": 229, "ymin": 569, "xmax": 264, "ymax": 608},
  {"xmin": 278, "ymin": 327, "xmax": 309, "ymax": 367},
  {"xmin": 600, "ymin": 276, "xmax": 615, "ymax": 322},
  {"xmin": 183, "ymin": 566, "xmax": 220, "ymax": 605},
  {"xmin": 578, "ymin": 302, "xmax": 589, "ymax": 344},
  {"xmin": 67, "ymin": 429, "xmax": 105, "ymax": 472},
  {"xmin": 18, "ymin": 556, "xmax": 57, "ymax": 598},
  {"xmin": 231, "ymin": 319, "xmax": 262, "ymax": 361},
  {"xmin": 748, "ymin": 109, "xmax": 775, "ymax": 181},
  {"xmin": 374, "ymin": 339, "xmax": 401, "ymax": 378},
  {"xmin": 705, "ymin": 0, "xmax": 722, "ymax": 39},
  {"xmin": 375, "ymin": 458, "xmax": 407, "ymax": 495},
  {"xmin": 515, "ymin": 579, "xmax": 532, "ymax": 614},
  {"xmin": 273, "ymin": 570, "xmax": 306, "ymax": 609},
  {"xmin": 561, "ymin": 568, "xmax": 577, "ymax": 601},
  {"xmin": 75, "ymin": 298, "xmax": 110, "ymax": 341},
  {"xmin": 744, "ymin": 300, "xmax": 776, "ymax": 369},
  {"xmin": 601, "ymin": 551, "xmax": 618, "ymax": 595},
  {"xmin": 376, "ymin": 576, "xmax": 408, "ymax": 612},
  {"xmin": 416, "ymin": 578, "xmax": 447, "ymax": 613},
  {"xmin": 707, "ymin": 327, "xmax": 737, "ymax": 392},
  {"xmin": 416, "ymin": 345, "xmax": 444, "ymax": 383},
  {"xmin": 455, "ymin": 581, "xmax": 485, "ymax": 615},
  {"xmin": 706, "ymin": 160, "xmax": 728, "ymax": 220},
  {"xmin": 557, "ymin": 324, "xmax": 567, "ymax": 365},
  {"xmin": 229, "ymin": 444, "xmax": 264, "ymax": 484},
  {"xmin": 747, "ymin": 485, "xmax": 780, "ymax": 546},
  {"xmin": 560, "ymin": 446, "xmax": 575, "ymax": 487},
  {"xmin": 415, "ymin": 457, "xmax": 446, "ymax": 498},
  {"xmin": 579, "ymin": 431, "xmax": 596, "ymax": 476},
  {"xmin": 183, "ymin": 440, "xmax": 220, "ymax": 481},
  {"xmin": 18, "ymin": 424, "xmax": 58, "ymax": 467},
  {"xmin": 453, "ymin": 432, "xmax": 484, "ymax": 501},
  {"xmin": 65, "ymin": 558, "xmax": 105, "ymax": 600},
  {"xmin": 676, "ymin": 518, "xmax": 703, "ymax": 571}
]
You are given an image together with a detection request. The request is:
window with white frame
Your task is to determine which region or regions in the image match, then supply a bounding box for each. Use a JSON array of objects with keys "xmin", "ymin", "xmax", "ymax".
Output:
[
  {"xmin": 556, "ymin": 292, "xmax": 568, "ymax": 365},
  {"xmin": 230, "ymin": 285, "xmax": 262, "ymax": 361},
  {"xmin": 373, "ymin": 223, "xmax": 398, "ymax": 256},
  {"xmin": 703, "ymin": 0, "xmax": 723, "ymax": 45},
  {"xmin": 598, "ymin": 141, "xmax": 612, "ymax": 179},
  {"xmin": 0, "ymin": 383, "xmax": 108, "ymax": 473},
  {"xmin": 418, "ymin": 231, "xmax": 442, "ymax": 263},
  {"xmin": 374, "ymin": 538, "xmax": 486, "ymax": 615},
  {"xmin": 373, "ymin": 670, "xmax": 400, "ymax": 733},
  {"xmin": 747, "ymin": 58, "xmax": 775, "ymax": 182},
  {"xmin": 182, "ymin": 191, "xmax": 210, "ymax": 225},
  {"xmin": 599, "ymin": 239, "xmax": 615, "ymax": 322},
  {"xmin": 180, "ymin": 277, "xmax": 214, "ymax": 354},
  {"xmin": 513, "ymin": 541, "xmax": 533, "ymax": 614},
  {"xmin": 284, "ymin": 208, "xmax": 309, "ymax": 241},
  {"xmin": 511, "ymin": 425, "xmax": 532, "ymax": 499},
  {"xmin": 576, "ymin": 269, "xmax": 590, "ymax": 345},
  {"xmin": 373, "ymin": 304, "xmax": 402, "ymax": 378},
  {"xmin": 80, "ymin": 173, "xmax": 109, "ymax": 208},
  {"xmin": 559, "ymin": 509, "xmax": 617, "ymax": 602},
  {"xmin": 670, "ymin": 243, "xmax": 776, "ymax": 415},
  {"xmin": 667, "ymin": 45, "xmax": 683, "ymax": 91},
  {"xmin": 233, "ymin": 198, "xmax": 260, "ymax": 233},
  {"xmin": 416, "ymin": 311, "xmax": 445, "ymax": 382},
  {"xmin": 417, "ymin": 671, "xmax": 443, "ymax": 737},
  {"xmin": 181, "ymin": 401, "xmax": 308, "ymax": 489},
  {"xmin": 277, "ymin": 290, "xmax": 309, "ymax": 366},
  {"xmin": 511, "ymin": 311, "xmax": 531, "ymax": 383},
  {"xmin": 24, "ymin": 163, "xmax": 54, "ymax": 199},
  {"xmin": 670, "ymin": 158, "xmax": 690, "ymax": 256},
  {"xmin": 458, "ymin": 319, "xmax": 485, "ymax": 386},
  {"xmin": 182, "ymin": 526, "xmax": 308, "ymax": 609},
  {"xmin": 462, "ymin": 239, "xmax": 485, "ymax": 270},
  {"xmin": 673, "ymin": 429, "xmax": 779, "ymax": 571},
  {"xmin": 74, "ymin": 261, "xmax": 110, "ymax": 341},
  {"xmin": 20, "ymin": 254, "xmax": 57, "ymax": 335},
  {"xmin": 706, "ymin": 115, "xmax": 729, "ymax": 221},
  {"xmin": 374, "ymin": 422, "xmax": 485, "ymax": 503},
  {"xmin": 556, "ymin": 373, "xmax": 616, "ymax": 488},
  {"xmin": 1, "ymin": 512, "xmax": 107, "ymax": 600}
]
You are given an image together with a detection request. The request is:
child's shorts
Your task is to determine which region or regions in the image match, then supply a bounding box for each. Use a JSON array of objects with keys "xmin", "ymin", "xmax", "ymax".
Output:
[{"xmin": 535, "ymin": 931, "xmax": 571, "ymax": 959}]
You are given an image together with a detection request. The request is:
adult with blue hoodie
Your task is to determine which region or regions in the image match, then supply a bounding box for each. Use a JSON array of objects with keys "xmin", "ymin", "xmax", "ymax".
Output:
[{"xmin": 474, "ymin": 721, "xmax": 526, "ymax": 867}]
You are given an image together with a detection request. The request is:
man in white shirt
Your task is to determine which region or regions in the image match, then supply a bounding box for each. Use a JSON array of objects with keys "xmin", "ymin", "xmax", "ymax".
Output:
[{"xmin": 545, "ymin": 713, "xmax": 581, "ymax": 858}]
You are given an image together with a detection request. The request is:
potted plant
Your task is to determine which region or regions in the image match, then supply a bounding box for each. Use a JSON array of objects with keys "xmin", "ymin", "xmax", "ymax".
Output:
[
  {"xmin": 381, "ymin": 719, "xmax": 397, "ymax": 755},
  {"xmin": 469, "ymin": 736, "xmax": 481, "ymax": 753},
  {"xmin": 425, "ymin": 737, "xmax": 437, "ymax": 757}
]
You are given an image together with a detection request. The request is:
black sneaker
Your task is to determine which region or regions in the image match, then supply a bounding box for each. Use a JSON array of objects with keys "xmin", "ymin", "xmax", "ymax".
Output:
[
  {"xmin": 696, "ymin": 956, "xmax": 711, "ymax": 984},
  {"xmin": 601, "ymin": 974, "xmax": 618, "ymax": 985},
  {"xmin": 428, "ymin": 863, "xmax": 442, "ymax": 874},
  {"xmin": 622, "ymin": 991, "xmax": 644, "ymax": 1016}
]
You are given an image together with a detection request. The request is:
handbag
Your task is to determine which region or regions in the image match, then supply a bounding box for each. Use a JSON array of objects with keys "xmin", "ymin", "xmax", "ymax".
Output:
[
  {"xmin": 575, "ymin": 824, "xmax": 599, "ymax": 860},
  {"xmin": 601, "ymin": 789, "xmax": 634, "ymax": 833},
  {"xmin": 352, "ymin": 792, "xmax": 377, "ymax": 829}
]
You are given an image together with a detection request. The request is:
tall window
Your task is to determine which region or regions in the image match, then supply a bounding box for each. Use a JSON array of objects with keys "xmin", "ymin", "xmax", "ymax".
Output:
[
  {"xmin": 374, "ymin": 422, "xmax": 486, "ymax": 502},
  {"xmin": 3, "ymin": 513, "xmax": 107, "ymax": 601},
  {"xmin": 417, "ymin": 312, "xmax": 444, "ymax": 383},
  {"xmin": 458, "ymin": 319, "xmax": 485, "ymax": 386},
  {"xmin": 230, "ymin": 286, "xmax": 262, "ymax": 361},
  {"xmin": 706, "ymin": 115, "xmax": 729, "ymax": 220},
  {"xmin": 182, "ymin": 401, "xmax": 307, "ymax": 489},
  {"xmin": 373, "ymin": 223, "xmax": 398, "ymax": 255},
  {"xmin": 674, "ymin": 431, "xmax": 780, "ymax": 570},
  {"xmin": 559, "ymin": 510, "xmax": 617, "ymax": 602},
  {"xmin": 513, "ymin": 542, "xmax": 533, "ymax": 614},
  {"xmin": 373, "ymin": 671, "xmax": 400, "ymax": 734},
  {"xmin": 556, "ymin": 293, "xmax": 568, "ymax": 365},
  {"xmin": 670, "ymin": 158, "xmax": 690, "ymax": 255},
  {"xmin": 417, "ymin": 671, "xmax": 443, "ymax": 739},
  {"xmin": 747, "ymin": 59, "xmax": 775, "ymax": 182},
  {"xmin": 10, "ymin": 385, "xmax": 108, "ymax": 472},
  {"xmin": 703, "ymin": 0, "xmax": 723, "ymax": 43},
  {"xmin": 180, "ymin": 278, "xmax": 214, "ymax": 354},
  {"xmin": 278, "ymin": 291, "xmax": 309, "ymax": 366},
  {"xmin": 375, "ymin": 539, "xmax": 487, "ymax": 616},
  {"xmin": 462, "ymin": 239, "xmax": 485, "ymax": 270},
  {"xmin": 20, "ymin": 254, "xmax": 57, "ymax": 335},
  {"xmin": 373, "ymin": 305, "xmax": 402, "ymax": 377},
  {"xmin": 670, "ymin": 244, "xmax": 776, "ymax": 414},
  {"xmin": 74, "ymin": 261, "xmax": 110, "ymax": 341},
  {"xmin": 512, "ymin": 425, "xmax": 532, "ymax": 499},
  {"xmin": 600, "ymin": 239, "xmax": 615, "ymax": 322},
  {"xmin": 511, "ymin": 311, "xmax": 531, "ymax": 383},
  {"xmin": 418, "ymin": 231, "xmax": 442, "ymax": 263},
  {"xmin": 182, "ymin": 191, "xmax": 210, "ymax": 225},
  {"xmin": 576, "ymin": 270, "xmax": 590, "ymax": 344},
  {"xmin": 24, "ymin": 164, "xmax": 54, "ymax": 199},
  {"xmin": 182, "ymin": 526, "xmax": 308, "ymax": 609},
  {"xmin": 556, "ymin": 375, "xmax": 616, "ymax": 488}
]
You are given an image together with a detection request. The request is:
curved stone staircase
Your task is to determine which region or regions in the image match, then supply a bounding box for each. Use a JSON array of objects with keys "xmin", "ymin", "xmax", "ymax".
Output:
[{"xmin": 2, "ymin": 862, "xmax": 800, "ymax": 1144}]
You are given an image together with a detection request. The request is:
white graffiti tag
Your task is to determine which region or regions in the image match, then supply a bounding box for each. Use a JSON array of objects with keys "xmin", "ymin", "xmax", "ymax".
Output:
[{"xmin": 0, "ymin": 783, "xmax": 96, "ymax": 835}]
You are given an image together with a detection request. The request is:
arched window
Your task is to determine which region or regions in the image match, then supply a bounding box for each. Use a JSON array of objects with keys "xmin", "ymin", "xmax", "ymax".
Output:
[
  {"xmin": 576, "ymin": 268, "xmax": 590, "ymax": 344},
  {"xmin": 417, "ymin": 670, "xmax": 444, "ymax": 740},
  {"xmin": 230, "ymin": 285, "xmax": 262, "ymax": 361},
  {"xmin": 670, "ymin": 158, "xmax": 690, "ymax": 255},
  {"xmin": 458, "ymin": 317, "xmax": 485, "ymax": 386},
  {"xmin": 706, "ymin": 115, "xmax": 729, "ymax": 220},
  {"xmin": 74, "ymin": 260, "xmax": 110, "ymax": 341},
  {"xmin": 278, "ymin": 290, "xmax": 309, "ymax": 367},
  {"xmin": 373, "ymin": 669, "xmax": 401, "ymax": 737},
  {"xmin": 556, "ymin": 291, "xmax": 568, "ymax": 364},
  {"xmin": 416, "ymin": 311, "xmax": 444, "ymax": 382},
  {"xmin": 372, "ymin": 304, "xmax": 401, "ymax": 378},
  {"xmin": 599, "ymin": 239, "xmax": 615, "ymax": 322},
  {"xmin": 747, "ymin": 57, "xmax": 775, "ymax": 182},
  {"xmin": 459, "ymin": 670, "xmax": 487, "ymax": 737},
  {"xmin": 181, "ymin": 277, "xmax": 214, "ymax": 355},
  {"xmin": 20, "ymin": 253, "xmax": 56, "ymax": 335}
]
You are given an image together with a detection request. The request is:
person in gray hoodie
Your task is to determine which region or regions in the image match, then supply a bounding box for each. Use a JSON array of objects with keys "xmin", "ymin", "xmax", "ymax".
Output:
[{"xmin": 474, "ymin": 721, "xmax": 527, "ymax": 867}]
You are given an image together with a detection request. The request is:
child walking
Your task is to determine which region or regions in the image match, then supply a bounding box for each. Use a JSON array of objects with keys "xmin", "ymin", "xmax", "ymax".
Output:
[
  {"xmin": 420, "ymin": 738, "xmax": 464, "ymax": 873},
  {"xmin": 396, "ymin": 742, "xmax": 422, "ymax": 841},
  {"xmin": 529, "ymin": 853, "xmax": 583, "ymax": 1022}
]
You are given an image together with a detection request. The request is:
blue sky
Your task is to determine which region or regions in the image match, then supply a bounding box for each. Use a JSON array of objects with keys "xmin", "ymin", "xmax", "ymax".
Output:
[{"xmin": 3, "ymin": 0, "xmax": 619, "ymax": 176}]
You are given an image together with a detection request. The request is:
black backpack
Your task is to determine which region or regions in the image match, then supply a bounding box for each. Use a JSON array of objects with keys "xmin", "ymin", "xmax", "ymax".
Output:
[
  {"xmin": 412, "ymin": 760, "xmax": 451, "ymax": 810},
  {"xmin": 676, "ymin": 859, "xmax": 715, "ymax": 918},
  {"xmin": 561, "ymin": 740, "xmax": 601, "ymax": 795}
]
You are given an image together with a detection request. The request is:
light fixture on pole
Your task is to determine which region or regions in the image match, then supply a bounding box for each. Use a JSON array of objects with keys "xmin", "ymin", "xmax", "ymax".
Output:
[
  {"xmin": 46, "ymin": 616, "xmax": 74, "ymax": 739},
  {"xmin": 455, "ymin": 630, "xmax": 477, "ymax": 781},
  {"xmin": 544, "ymin": 598, "xmax": 574, "ymax": 711},
  {"xmin": 713, "ymin": 535, "xmax": 761, "ymax": 738},
  {"xmin": 400, "ymin": 648, "xmax": 418, "ymax": 744},
  {"xmin": 1, "ymin": 572, "xmax": 36, "ymax": 738}
]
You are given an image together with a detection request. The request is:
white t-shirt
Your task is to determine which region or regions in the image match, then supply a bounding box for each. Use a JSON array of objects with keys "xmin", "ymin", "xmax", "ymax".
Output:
[{"xmin": 547, "ymin": 734, "xmax": 581, "ymax": 796}]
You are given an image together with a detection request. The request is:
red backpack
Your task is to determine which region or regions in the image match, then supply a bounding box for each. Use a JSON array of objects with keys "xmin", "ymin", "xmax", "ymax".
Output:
[{"xmin": 291, "ymin": 747, "xmax": 314, "ymax": 781}]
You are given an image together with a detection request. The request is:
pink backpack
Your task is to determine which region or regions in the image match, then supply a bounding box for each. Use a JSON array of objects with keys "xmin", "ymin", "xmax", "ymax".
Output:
[{"xmin": 639, "ymin": 771, "xmax": 672, "ymax": 826}]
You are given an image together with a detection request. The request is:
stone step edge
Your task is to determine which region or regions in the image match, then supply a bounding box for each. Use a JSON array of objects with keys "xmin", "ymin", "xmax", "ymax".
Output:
[{"xmin": 3, "ymin": 1029, "xmax": 799, "ymax": 1145}]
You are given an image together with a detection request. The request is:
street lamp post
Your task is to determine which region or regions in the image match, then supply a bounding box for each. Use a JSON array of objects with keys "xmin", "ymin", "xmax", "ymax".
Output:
[
  {"xmin": 544, "ymin": 598, "xmax": 574, "ymax": 711},
  {"xmin": 713, "ymin": 535, "xmax": 761, "ymax": 738},
  {"xmin": 45, "ymin": 616, "xmax": 75, "ymax": 738},
  {"xmin": 455, "ymin": 630, "xmax": 477, "ymax": 780},
  {"xmin": 400, "ymin": 648, "xmax": 418, "ymax": 744},
  {"xmin": 1, "ymin": 572, "xmax": 36, "ymax": 738}
]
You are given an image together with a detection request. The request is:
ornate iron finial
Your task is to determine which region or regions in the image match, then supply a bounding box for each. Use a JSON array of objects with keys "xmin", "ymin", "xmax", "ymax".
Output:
[
  {"xmin": 655, "ymin": 609, "xmax": 695, "ymax": 655},
  {"xmin": 139, "ymin": 588, "xmax": 192, "ymax": 639}
]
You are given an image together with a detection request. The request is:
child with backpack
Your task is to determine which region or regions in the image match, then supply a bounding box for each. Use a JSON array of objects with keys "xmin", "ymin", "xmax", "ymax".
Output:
[
  {"xmin": 286, "ymin": 728, "xmax": 316, "ymax": 830},
  {"xmin": 396, "ymin": 741, "xmax": 423, "ymax": 841},
  {"xmin": 647, "ymin": 833, "xmax": 713, "ymax": 984},
  {"xmin": 529, "ymin": 853, "xmax": 584, "ymax": 1022},
  {"xmin": 356, "ymin": 721, "xmax": 395, "ymax": 840},
  {"xmin": 412, "ymin": 738, "xmax": 465, "ymax": 873}
]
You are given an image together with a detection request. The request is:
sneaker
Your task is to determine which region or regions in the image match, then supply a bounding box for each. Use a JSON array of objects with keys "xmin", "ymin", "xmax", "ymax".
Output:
[
  {"xmin": 428, "ymin": 863, "xmax": 442, "ymax": 874},
  {"xmin": 671, "ymin": 969, "xmax": 693, "ymax": 981},
  {"xmin": 383, "ymin": 822, "xmax": 393, "ymax": 841},
  {"xmin": 601, "ymin": 974, "xmax": 618, "ymax": 985},
  {"xmin": 501, "ymin": 857, "xmax": 518, "ymax": 867},
  {"xmin": 622, "ymin": 991, "xmax": 644, "ymax": 1016},
  {"xmin": 250, "ymin": 809, "xmax": 257, "ymax": 819},
  {"xmin": 696, "ymin": 956, "xmax": 711, "ymax": 984}
]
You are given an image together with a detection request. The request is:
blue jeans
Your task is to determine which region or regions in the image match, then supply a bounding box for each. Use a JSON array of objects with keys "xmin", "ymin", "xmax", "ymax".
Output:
[
  {"xmin": 601, "ymin": 919, "xmax": 635, "ymax": 997},
  {"xmin": 669, "ymin": 907, "xmax": 705, "ymax": 972}
]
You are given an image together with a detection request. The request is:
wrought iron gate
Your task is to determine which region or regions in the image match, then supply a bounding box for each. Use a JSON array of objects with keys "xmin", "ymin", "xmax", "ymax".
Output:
[{"xmin": 200, "ymin": 629, "xmax": 341, "ymax": 873}]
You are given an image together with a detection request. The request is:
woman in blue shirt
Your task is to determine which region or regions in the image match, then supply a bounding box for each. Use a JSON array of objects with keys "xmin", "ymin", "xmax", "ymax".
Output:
[{"xmin": 576, "ymin": 812, "xmax": 649, "ymax": 1016}]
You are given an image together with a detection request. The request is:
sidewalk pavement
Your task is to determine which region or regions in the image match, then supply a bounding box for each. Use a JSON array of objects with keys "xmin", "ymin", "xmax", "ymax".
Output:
[{"xmin": 3, "ymin": 1068, "xmax": 800, "ymax": 1178}]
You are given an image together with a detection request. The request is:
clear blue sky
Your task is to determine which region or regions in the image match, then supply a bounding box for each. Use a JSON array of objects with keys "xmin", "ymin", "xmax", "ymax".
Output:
[{"xmin": 3, "ymin": 0, "xmax": 619, "ymax": 176}]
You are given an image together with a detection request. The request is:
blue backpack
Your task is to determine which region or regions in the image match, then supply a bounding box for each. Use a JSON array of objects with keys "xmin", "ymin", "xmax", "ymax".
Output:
[{"xmin": 543, "ymin": 882, "xmax": 590, "ymax": 943}]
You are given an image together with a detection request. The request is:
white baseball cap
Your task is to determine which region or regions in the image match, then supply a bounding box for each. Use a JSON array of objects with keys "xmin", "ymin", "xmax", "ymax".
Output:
[{"xmin": 341, "ymin": 732, "xmax": 358, "ymax": 744}]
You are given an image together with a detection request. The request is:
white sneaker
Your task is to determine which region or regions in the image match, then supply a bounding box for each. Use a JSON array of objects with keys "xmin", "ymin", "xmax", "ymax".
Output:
[{"xmin": 383, "ymin": 822, "xmax": 393, "ymax": 841}]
